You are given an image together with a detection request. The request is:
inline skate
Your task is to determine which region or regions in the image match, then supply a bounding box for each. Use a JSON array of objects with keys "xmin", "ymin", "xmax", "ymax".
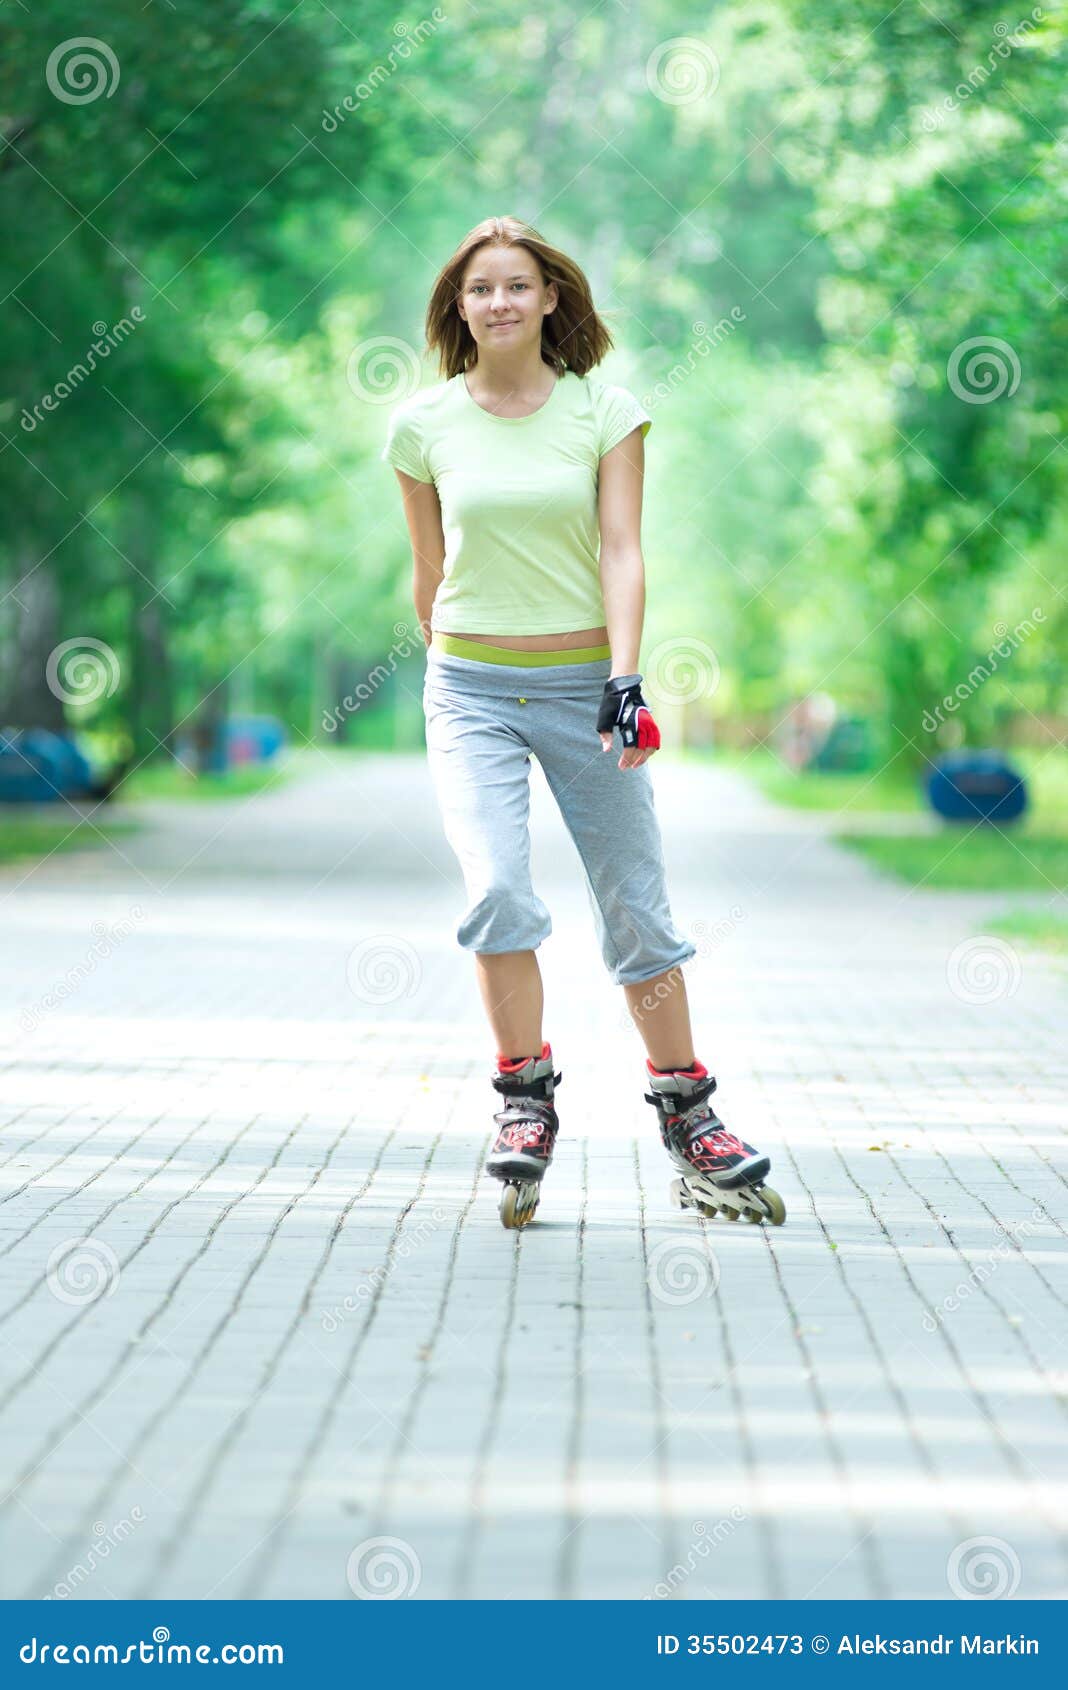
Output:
[
  {"xmin": 643, "ymin": 1058, "xmax": 786, "ymax": 1225},
  {"xmin": 486, "ymin": 1042, "xmax": 562, "ymax": 1230}
]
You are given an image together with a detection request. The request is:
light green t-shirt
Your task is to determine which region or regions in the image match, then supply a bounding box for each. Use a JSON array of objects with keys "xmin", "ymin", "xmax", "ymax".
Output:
[{"xmin": 380, "ymin": 368, "xmax": 652, "ymax": 634}]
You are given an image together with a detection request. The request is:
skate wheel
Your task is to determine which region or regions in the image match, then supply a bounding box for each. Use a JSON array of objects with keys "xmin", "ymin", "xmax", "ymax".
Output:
[
  {"xmin": 759, "ymin": 1185, "xmax": 786, "ymax": 1226},
  {"xmin": 671, "ymin": 1177, "xmax": 720, "ymax": 1220},
  {"xmin": 724, "ymin": 1206, "xmax": 740, "ymax": 1220},
  {"xmin": 499, "ymin": 1181, "xmax": 539, "ymax": 1230}
]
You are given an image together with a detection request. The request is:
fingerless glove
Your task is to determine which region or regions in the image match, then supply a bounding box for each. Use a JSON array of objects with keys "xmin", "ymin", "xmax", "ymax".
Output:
[{"xmin": 596, "ymin": 673, "xmax": 662, "ymax": 750}]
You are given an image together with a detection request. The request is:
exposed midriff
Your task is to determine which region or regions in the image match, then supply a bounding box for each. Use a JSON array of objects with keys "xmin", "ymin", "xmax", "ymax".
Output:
[{"xmin": 446, "ymin": 625, "xmax": 610, "ymax": 652}]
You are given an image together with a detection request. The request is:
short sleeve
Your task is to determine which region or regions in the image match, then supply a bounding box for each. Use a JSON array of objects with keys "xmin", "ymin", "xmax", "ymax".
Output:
[
  {"xmin": 598, "ymin": 385, "xmax": 652, "ymax": 458},
  {"xmin": 380, "ymin": 401, "xmax": 433, "ymax": 483}
]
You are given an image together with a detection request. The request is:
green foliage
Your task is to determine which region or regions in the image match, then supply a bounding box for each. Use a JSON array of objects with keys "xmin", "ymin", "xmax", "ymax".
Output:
[
  {"xmin": 1, "ymin": 0, "xmax": 1064, "ymax": 787},
  {"xmin": 984, "ymin": 908, "xmax": 1068, "ymax": 953},
  {"xmin": 0, "ymin": 816, "xmax": 141, "ymax": 865}
]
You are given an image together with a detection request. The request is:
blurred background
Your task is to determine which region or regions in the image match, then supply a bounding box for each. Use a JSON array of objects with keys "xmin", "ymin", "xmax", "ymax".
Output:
[{"xmin": 1, "ymin": 0, "xmax": 1065, "ymax": 942}]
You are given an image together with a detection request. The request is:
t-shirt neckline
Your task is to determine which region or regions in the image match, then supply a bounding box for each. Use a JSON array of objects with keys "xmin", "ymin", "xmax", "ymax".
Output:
[{"xmin": 459, "ymin": 367, "xmax": 564, "ymax": 423}]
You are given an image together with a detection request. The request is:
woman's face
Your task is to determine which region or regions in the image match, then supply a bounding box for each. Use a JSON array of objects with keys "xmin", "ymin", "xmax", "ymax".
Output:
[{"xmin": 457, "ymin": 245, "xmax": 557, "ymax": 355}]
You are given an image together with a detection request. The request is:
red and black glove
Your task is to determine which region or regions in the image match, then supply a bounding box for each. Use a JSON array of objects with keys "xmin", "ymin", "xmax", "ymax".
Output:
[{"xmin": 596, "ymin": 673, "xmax": 661, "ymax": 750}]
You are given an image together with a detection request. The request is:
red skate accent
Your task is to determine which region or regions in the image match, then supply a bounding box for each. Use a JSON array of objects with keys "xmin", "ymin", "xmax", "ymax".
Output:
[
  {"xmin": 646, "ymin": 1057, "xmax": 708, "ymax": 1080},
  {"xmin": 691, "ymin": 1128, "xmax": 750, "ymax": 1159},
  {"xmin": 496, "ymin": 1041, "xmax": 551, "ymax": 1072},
  {"xmin": 496, "ymin": 1121, "xmax": 551, "ymax": 1152}
]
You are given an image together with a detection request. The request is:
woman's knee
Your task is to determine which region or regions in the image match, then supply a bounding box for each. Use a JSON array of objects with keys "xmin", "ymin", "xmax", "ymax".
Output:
[
  {"xmin": 457, "ymin": 883, "xmax": 552, "ymax": 953},
  {"xmin": 585, "ymin": 881, "xmax": 696, "ymax": 985}
]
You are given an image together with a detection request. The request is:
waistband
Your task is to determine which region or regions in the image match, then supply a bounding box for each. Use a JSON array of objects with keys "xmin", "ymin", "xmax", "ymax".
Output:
[
  {"xmin": 426, "ymin": 645, "xmax": 613, "ymax": 697},
  {"xmin": 431, "ymin": 631, "xmax": 612, "ymax": 667}
]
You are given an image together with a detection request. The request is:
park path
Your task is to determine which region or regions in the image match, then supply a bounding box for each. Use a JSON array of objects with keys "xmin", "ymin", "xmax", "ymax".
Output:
[{"xmin": 0, "ymin": 743, "xmax": 1065, "ymax": 1601}]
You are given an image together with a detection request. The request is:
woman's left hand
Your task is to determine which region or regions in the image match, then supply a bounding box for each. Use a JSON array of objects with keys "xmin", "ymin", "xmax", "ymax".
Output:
[{"xmin": 597, "ymin": 674, "xmax": 661, "ymax": 769}]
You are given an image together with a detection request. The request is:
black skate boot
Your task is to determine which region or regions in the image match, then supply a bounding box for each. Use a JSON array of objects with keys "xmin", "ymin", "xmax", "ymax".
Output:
[
  {"xmin": 643, "ymin": 1058, "xmax": 786, "ymax": 1225},
  {"xmin": 486, "ymin": 1041, "xmax": 562, "ymax": 1230}
]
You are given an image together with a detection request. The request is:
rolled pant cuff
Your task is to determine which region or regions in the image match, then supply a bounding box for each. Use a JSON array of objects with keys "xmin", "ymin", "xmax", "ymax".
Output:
[{"xmin": 615, "ymin": 943, "xmax": 697, "ymax": 987}]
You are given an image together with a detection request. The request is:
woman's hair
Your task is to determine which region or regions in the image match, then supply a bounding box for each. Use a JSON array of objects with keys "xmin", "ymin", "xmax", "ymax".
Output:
[{"xmin": 424, "ymin": 215, "xmax": 615, "ymax": 378}]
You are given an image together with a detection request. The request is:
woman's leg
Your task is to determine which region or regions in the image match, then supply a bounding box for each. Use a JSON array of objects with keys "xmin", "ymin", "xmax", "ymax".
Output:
[
  {"xmin": 475, "ymin": 950, "xmax": 544, "ymax": 1058},
  {"xmin": 530, "ymin": 687, "xmax": 697, "ymax": 989},
  {"xmin": 622, "ymin": 963, "xmax": 696, "ymax": 1072},
  {"xmin": 423, "ymin": 663, "xmax": 552, "ymax": 1058}
]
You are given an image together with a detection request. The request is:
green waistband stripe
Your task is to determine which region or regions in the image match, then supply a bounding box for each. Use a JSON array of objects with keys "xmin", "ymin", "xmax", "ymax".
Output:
[{"xmin": 431, "ymin": 632, "xmax": 612, "ymax": 668}]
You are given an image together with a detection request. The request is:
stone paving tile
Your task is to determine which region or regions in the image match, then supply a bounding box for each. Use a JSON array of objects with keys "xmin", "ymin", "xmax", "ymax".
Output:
[{"xmin": 0, "ymin": 747, "xmax": 1066, "ymax": 1600}]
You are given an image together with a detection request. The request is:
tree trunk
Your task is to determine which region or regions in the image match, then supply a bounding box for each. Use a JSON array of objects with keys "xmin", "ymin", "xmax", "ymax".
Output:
[
  {"xmin": 0, "ymin": 552, "xmax": 66, "ymax": 731},
  {"xmin": 129, "ymin": 596, "xmax": 177, "ymax": 762}
]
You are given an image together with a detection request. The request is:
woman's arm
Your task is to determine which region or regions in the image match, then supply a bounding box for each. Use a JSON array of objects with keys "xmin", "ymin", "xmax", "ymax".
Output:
[
  {"xmin": 393, "ymin": 470, "xmax": 445, "ymax": 647},
  {"xmin": 597, "ymin": 427, "xmax": 656, "ymax": 767}
]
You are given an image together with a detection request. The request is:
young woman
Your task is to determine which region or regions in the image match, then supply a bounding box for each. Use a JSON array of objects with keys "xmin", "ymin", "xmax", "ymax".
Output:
[{"xmin": 382, "ymin": 215, "xmax": 784, "ymax": 1230}]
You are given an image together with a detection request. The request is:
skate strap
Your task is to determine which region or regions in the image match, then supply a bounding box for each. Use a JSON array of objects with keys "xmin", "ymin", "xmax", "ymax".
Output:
[
  {"xmin": 491, "ymin": 1068, "xmax": 562, "ymax": 1100},
  {"xmin": 643, "ymin": 1073, "xmax": 717, "ymax": 1110}
]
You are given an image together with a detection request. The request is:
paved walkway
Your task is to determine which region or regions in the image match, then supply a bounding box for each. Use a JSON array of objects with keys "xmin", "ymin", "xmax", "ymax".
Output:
[{"xmin": 0, "ymin": 746, "xmax": 1065, "ymax": 1601}]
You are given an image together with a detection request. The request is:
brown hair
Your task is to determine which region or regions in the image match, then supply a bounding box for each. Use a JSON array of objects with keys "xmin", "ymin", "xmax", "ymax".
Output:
[{"xmin": 424, "ymin": 215, "xmax": 615, "ymax": 378}]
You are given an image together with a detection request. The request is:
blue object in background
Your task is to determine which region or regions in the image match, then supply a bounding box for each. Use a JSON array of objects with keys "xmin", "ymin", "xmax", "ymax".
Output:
[
  {"xmin": 0, "ymin": 727, "xmax": 94, "ymax": 803},
  {"xmin": 810, "ymin": 714, "xmax": 874, "ymax": 772},
  {"xmin": 925, "ymin": 749, "xmax": 1028, "ymax": 823},
  {"xmin": 226, "ymin": 714, "xmax": 286, "ymax": 764}
]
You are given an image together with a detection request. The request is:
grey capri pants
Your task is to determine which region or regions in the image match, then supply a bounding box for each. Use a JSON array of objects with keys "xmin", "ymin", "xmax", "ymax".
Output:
[{"xmin": 422, "ymin": 647, "xmax": 697, "ymax": 987}]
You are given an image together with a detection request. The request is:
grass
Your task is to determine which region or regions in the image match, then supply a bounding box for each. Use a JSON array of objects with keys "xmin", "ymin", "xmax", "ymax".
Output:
[
  {"xmin": 0, "ymin": 815, "xmax": 142, "ymax": 867},
  {"xmin": 115, "ymin": 756, "xmax": 293, "ymax": 801},
  {"xmin": 713, "ymin": 741, "xmax": 1068, "ymax": 894},
  {"xmin": 836, "ymin": 831, "xmax": 1068, "ymax": 892},
  {"xmin": 1, "ymin": 753, "xmax": 292, "ymax": 868},
  {"xmin": 834, "ymin": 745, "xmax": 1068, "ymax": 893},
  {"xmin": 710, "ymin": 744, "xmax": 923, "ymax": 812},
  {"xmin": 983, "ymin": 908, "xmax": 1068, "ymax": 954}
]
